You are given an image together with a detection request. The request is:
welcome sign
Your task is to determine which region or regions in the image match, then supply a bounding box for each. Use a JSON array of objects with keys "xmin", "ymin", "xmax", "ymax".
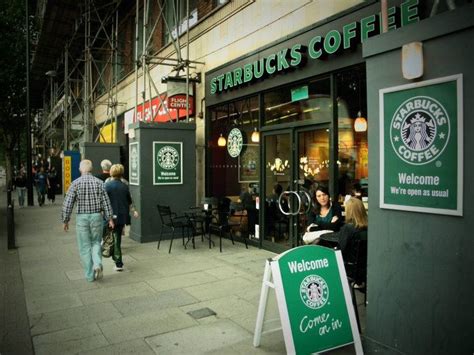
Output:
[
  {"xmin": 268, "ymin": 245, "xmax": 362, "ymax": 354},
  {"xmin": 380, "ymin": 75, "xmax": 463, "ymax": 216},
  {"xmin": 153, "ymin": 141, "xmax": 183, "ymax": 185}
]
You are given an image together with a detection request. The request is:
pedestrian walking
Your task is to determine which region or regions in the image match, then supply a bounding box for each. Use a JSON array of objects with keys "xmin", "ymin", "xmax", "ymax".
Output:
[
  {"xmin": 104, "ymin": 164, "xmax": 138, "ymax": 271},
  {"xmin": 35, "ymin": 167, "xmax": 48, "ymax": 206},
  {"xmin": 96, "ymin": 159, "xmax": 112, "ymax": 182},
  {"xmin": 62, "ymin": 159, "xmax": 114, "ymax": 282},
  {"xmin": 47, "ymin": 166, "xmax": 58, "ymax": 203},
  {"xmin": 14, "ymin": 169, "xmax": 27, "ymax": 208}
]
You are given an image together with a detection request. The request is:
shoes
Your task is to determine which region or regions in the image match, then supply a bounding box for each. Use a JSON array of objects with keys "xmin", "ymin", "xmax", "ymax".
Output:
[
  {"xmin": 353, "ymin": 282, "xmax": 365, "ymax": 289},
  {"xmin": 114, "ymin": 265, "xmax": 123, "ymax": 272},
  {"xmin": 94, "ymin": 266, "xmax": 103, "ymax": 280}
]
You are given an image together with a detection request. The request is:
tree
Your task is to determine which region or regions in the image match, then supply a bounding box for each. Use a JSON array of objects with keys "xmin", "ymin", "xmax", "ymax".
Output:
[{"xmin": 0, "ymin": 0, "xmax": 29, "ymax": 188}]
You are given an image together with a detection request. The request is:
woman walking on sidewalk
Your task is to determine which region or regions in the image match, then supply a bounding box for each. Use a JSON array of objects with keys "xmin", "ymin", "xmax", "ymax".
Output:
[{"xmin": 105, "ymin": 164, "xmax": 138, "ymax": 271}]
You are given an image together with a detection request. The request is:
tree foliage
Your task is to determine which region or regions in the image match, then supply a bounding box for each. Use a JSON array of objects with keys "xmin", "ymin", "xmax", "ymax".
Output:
[{"xmin": 0, "ymin": 0, "xmax": 28, "ymax": 186}]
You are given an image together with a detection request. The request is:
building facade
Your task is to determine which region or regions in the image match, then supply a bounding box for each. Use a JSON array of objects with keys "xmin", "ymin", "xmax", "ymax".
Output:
[{"xmin": 31, "ymin": 0, "xmax": 474, "ymax": 353}]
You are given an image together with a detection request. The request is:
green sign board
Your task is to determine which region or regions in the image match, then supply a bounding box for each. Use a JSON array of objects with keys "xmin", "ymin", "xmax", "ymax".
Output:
[
  {"xmin": 153, "ymin": 141, "xmax": 183, "ymax": 185},
  {"xmin": 291, "ymin": 86, "xmax": 309, "ymax": 102},
  {"xmin": 129, "ymin": 142, "xmax": 140, "ymax": 185},
  {"xmin": 380, "ymin": 75, "xmax": 463, "ymax": 216},
  {"xmin": 209, "ymin": 0, "xmax": 419, "ymax": 95},
  {"xmin": 271, "ymin": 245, "xmax": 361, "ymax": 354}
]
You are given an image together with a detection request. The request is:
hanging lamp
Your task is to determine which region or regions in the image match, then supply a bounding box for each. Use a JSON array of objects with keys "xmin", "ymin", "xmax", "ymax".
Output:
[
  {"xmin": 354, "ymin": 111, "xmax": 367, "ymax": 132},
  {"xmin": 217, "ymin": 133, "xmax": 226, "ymax": 147},
  {"xmin": 251, "ymin": 127, "xmax": 260, "ymax": 143}
]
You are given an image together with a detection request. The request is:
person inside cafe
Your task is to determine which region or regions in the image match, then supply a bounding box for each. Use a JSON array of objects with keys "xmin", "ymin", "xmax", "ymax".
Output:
[
  {"xmin": 316, "ymin": 197, "xmax": 368, "ymax": 287},
  {"xmin": 307, "ymin": 185, "xmax": 342, "ymax": 232},
  {"xmin": 239, "ymin": 184, "xmax": 257, "ymax": 238}
]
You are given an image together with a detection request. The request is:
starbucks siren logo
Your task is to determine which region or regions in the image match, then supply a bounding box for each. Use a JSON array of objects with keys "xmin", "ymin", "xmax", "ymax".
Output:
[
  {"xmin": 157, "ymin": 145, "xmax": 179, "ymax": 170},
  {"xmin": 299, "ymin": 274, "xmax": 329, "ymax": 310},
  {"xmin": 227, "ymin": 128, "xmax": 243, "ymax": 158},
  {"xmin": 390, "ymin": 96, "xmax": 450, "ymax": 165}
]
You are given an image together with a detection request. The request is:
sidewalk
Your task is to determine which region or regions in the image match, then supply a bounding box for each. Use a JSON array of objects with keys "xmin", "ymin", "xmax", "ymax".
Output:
[{"xmin": 3, "ymin": 191, "xmax": 368, "ymax": 354}]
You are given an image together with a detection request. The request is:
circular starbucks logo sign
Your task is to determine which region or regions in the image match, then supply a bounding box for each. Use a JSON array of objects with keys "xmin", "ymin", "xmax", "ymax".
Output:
[
  {"xmin": 227, "ymin": 128, "xmax": 243, "ymax": 158},
  {"xmin": 157, "ymin": 146, "xmax": 179, "ymax": 170},
  {"xmin": 390, "ymin": 96, "xmax": 450, "ymax": 165},
  {"xmin": 300, "ymin": 274, "xmax": 329, "ymax": 310}
]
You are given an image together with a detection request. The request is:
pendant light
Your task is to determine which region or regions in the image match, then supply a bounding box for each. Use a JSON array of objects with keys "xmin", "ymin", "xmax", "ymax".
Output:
[
  {"xmin": 251, "ymin": 127, "xmax": 260, "ymax": 143},
  {"xmin": 354, "ymin": 72, "xmax": 367, "ymax": 132},
  {"xmin": 217, "ymin": 133, "xmax": 226, "ymax": 147},
  {"xmin": 354, "ymin": 111, "xmax": 367, "ymax": 132}
]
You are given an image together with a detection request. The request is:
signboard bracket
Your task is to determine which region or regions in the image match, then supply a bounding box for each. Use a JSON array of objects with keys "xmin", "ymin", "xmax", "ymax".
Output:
[{"xmin": 253, "ymin": 259, "xmax": 282, "ymax": 347}]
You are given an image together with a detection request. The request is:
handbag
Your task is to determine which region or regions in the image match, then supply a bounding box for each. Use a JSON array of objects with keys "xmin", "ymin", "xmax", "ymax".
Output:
[{"xmin": 102, "ymin": 228, "xmax": 114, "ymax": 257}]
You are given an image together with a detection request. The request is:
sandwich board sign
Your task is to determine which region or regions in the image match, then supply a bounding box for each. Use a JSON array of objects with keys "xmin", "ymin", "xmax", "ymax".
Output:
[{"xmin": 254, "ymin": 245, "xmax": 363, "ymax": 355}]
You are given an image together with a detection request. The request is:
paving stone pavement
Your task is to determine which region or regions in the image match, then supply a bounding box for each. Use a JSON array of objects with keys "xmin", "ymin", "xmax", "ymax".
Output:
[{"xmin": 1, "ymin": 190, "xmax": 369, "ymax": 354}]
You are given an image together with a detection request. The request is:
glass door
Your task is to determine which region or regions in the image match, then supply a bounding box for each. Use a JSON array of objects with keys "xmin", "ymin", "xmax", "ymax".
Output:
[
  {"xmin": 262, "ymin": 126, "xmax": 330, "ymax": 251},
  {"xmin": 294, "ymin": 126, "xmax": 331, "ymax": 244}
]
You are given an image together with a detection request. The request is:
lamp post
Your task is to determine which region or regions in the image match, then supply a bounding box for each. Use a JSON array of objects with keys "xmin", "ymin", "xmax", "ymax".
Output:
[{"xmin": 25, "ymin": 0, "xmax": 34, "ymax": 206}]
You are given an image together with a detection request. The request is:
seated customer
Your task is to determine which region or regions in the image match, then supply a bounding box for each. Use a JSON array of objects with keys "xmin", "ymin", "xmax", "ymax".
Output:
[
  {"xmin": 307, "ymin": 185, "xmax": 342, "ymax": 232},
  {"xmin": 318, "ymin": 197, "xmax": 368, "ymax": 260}
]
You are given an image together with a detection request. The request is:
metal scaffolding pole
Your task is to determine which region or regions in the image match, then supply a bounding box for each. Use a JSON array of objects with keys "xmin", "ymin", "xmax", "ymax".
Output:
[{"xmin": 84, "ymin": 0, "xmax": 92, "ymax": 142}]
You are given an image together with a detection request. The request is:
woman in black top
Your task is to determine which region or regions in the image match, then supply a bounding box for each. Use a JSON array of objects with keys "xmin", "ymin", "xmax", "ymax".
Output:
[
  {"xmin": 307, "ymin": 185, "xmax": 342, "ymax": 232},
  {"xmin": 318, "ymin": 197, "xmax": 368, "ymax": 259}
]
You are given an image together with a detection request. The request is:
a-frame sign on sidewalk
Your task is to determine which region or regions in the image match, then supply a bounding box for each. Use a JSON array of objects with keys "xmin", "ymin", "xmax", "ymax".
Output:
[{"xmin": 254, "ymin": 245, "xmax": 363, "ymax": 355}]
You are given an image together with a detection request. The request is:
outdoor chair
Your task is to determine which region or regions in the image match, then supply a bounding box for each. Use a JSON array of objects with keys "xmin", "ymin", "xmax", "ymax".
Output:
[
  {"xmin": 343, "ymin": 230, "xmax": 368, "ymax": 332},
  {"xmin": 156, "ymin": 204, "xmax": 192, "ymax": 253},
  {"xmin": 208, "ymin": 197, "xmax": 248, "ymax": 252}
]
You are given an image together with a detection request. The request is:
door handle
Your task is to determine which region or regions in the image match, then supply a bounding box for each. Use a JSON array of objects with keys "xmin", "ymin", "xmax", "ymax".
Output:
[{"xmin": 278, "ymin": 191, "xmax": 301, "ymax": 216}]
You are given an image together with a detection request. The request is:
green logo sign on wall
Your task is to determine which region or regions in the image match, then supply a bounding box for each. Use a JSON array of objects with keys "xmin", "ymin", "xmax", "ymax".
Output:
[
  {"xmin": 380, "ymin": 75, "xmax": 463, "ymax": 216},
  {"xmin": 227, "ymin": 128, "xmax": 243, "ymax": 158},
  {"xmin": 253, "ymin": 245, "xmax": 362, "ymax": 354},
  {"xmin": 129, "ymin": 142, "xmax": 140, "ymax": 186},
  {"xmin": 153, "ymin": 141, "xmax": 183, "ymax": 185},
  {"xmin": 209, "ymin": 0, "xmax": 419, "ymax": 95}
]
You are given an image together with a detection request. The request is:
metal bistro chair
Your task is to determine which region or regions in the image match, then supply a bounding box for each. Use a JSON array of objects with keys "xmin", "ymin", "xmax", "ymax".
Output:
[
  {"xmin": 208, "ymin": 197, "xmax": 248, "ymax": 252},
  {"xmin": 156, "ymin": 204, "xmax": 192, "ymax": 254},
  {"xmin": 343, "ymin": 230, "xmax": 368, "ymax": 333}
]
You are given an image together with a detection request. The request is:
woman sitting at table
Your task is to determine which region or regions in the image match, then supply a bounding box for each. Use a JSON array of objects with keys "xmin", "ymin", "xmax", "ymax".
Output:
[
  {"xmin": 307, "ymin": 185, "xmax": 342, "ymax": 232},
  {"xmin": 317, "ymin": 197, "xmax": 368, "ymax": 256},
  {"xmin": 316, "ymin": 197, "xmax": 368, "ymax": 286}
]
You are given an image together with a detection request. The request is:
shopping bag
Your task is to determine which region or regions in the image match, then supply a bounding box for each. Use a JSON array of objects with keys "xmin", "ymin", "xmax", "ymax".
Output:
[{"xmin": 102, "ymin": 228, "xmax": 114, "ymax": 257}]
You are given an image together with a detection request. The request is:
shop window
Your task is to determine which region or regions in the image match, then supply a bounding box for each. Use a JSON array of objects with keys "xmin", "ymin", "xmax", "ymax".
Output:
[
  {"xmin": 207, "ymin": 96, "xmax": 260, "ymax": 200},
  {"xmin": 336, "ymin": 66, "xmax": 368, "ymax": 201},
  {"xmin": 263, "ymin": 77, "xmax": 331, "ymax": 126}
]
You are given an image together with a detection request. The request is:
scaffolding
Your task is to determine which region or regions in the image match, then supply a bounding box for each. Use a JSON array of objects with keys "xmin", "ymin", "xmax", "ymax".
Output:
[
  {"xmin": 133, "ymin": 0, "xmax": 203, "ymax": 126},
  {"xmin": 39, "ymin": 0, "xmax": 203, "ymax": 152}
]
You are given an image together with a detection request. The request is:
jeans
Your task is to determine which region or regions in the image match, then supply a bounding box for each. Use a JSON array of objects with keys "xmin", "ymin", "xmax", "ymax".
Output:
[
  {"xmin": 113, "ymin": 224, "xmax": 124, "ymax": 267},
  {"xmin": 75, "ymin": 213, "xmax": 103, "ymax": 281},
  {"xmin": 17, "ymin": 187, "xmax": 26, "ymax": 206}
]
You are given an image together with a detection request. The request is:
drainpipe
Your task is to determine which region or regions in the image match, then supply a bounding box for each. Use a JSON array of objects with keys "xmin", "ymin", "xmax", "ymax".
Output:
[{"xmin": 381, "ymin": 0, "xmax": 388, "ymax": 33}]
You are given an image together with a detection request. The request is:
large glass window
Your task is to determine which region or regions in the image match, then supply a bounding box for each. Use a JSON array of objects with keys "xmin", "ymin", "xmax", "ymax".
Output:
[
  {"xmin": 263, "ymin": 77, "xmax": 331, "ymax": 126},
  {"xmin": 208, "ymin": 96, "xmax": 260, "ymax": 199},
  {"xmin": 336, "ymin": 66, "xmax": 368, "ymax": 200}
]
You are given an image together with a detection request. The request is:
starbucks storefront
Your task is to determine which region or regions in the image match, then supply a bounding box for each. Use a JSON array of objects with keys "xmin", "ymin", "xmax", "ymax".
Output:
[{"xmin": 204, "ymin": 3, "xmax": 390, "ymax": 251}]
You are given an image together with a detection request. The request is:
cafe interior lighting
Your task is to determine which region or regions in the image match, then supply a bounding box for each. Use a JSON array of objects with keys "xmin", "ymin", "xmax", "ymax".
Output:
[
  {"xmin": 217, "ymin": 133, "xmax": 226, "ymax": 147},
  {"xmin": 251, "ymin": 127, "xmax": 260, "ymax": 143},
  {"xmin": 354, "ymin": 111, "xmax": 368, "ymax": 132},
  {"xmin": 402, "ymin": 42, "xmax": 423, "ymax": 80},
  {"xmin": 267, "ymin": 158, "xmax": 289, "ymax": 173}
]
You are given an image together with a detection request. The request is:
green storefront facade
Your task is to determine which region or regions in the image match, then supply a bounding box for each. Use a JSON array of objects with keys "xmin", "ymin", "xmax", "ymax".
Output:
[{"xmin": 205, "ymin": 1, "xmax": 473, "ymax": 353}]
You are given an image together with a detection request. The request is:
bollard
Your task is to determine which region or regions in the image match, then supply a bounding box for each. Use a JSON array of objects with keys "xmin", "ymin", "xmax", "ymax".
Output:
[
  {"xmin": 7, "ymin": 203, "xmax": 16, "ymax": 249},
  {"xmin": 7, "ymin": 187, "xmax": 12, "ymax": 205}
]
